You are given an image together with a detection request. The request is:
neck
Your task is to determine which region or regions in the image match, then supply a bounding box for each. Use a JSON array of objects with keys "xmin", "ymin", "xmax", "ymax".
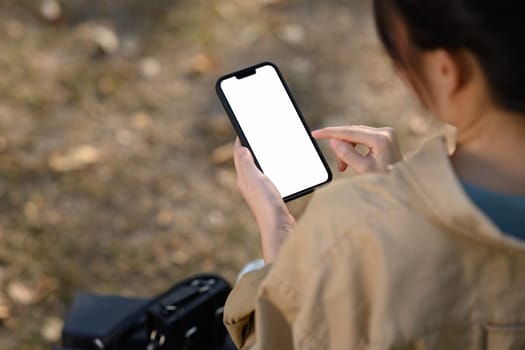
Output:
[{"xmin": 451, "ymin": 107, "xmax": 525, "ymax": 196}]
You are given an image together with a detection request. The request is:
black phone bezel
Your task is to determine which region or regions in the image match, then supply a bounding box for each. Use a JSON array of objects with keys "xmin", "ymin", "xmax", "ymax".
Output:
[{"xmin": 215, "ymin": 61, "xmax": 333, "ymax": 202}]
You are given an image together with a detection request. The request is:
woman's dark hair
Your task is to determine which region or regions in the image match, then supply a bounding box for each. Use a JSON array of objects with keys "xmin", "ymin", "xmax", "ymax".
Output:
[{"xmin": 373, "ymin": 0, "xmax": 525, "ymax": 114}]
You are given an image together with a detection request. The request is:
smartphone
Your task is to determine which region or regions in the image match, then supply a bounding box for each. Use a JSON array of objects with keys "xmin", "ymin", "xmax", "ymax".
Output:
[{"xmin": 216, "ymin": 62, "xmax": 332, "ymax": 201}]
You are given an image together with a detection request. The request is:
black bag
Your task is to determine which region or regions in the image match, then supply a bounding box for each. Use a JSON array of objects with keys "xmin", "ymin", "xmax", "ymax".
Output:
[{"xmin": 55, "ymin": 274, "xmax": 236, "ymax": 350}]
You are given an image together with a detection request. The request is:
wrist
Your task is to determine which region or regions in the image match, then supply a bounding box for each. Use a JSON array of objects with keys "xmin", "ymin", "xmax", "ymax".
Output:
[{"xmin": 258, "ymin": 214, "xmax": 295, "ymax": 263}]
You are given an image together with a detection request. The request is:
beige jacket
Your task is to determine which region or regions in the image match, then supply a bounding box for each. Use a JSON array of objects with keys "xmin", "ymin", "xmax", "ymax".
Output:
[{"xmin": 224, "ymin": 137, "xmax": 525, "ymax": 350}]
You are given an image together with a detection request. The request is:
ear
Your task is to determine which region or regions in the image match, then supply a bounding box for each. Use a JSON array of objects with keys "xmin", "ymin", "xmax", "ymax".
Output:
[{"xmin": 420, "ymin": 49, "xmax": 465, "ymax": 111}]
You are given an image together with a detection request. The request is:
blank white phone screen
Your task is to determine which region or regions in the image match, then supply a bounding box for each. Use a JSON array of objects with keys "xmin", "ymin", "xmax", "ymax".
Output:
[{"xmin": 220, "ymin": 65, "xmax": 329, "ymax": 198}]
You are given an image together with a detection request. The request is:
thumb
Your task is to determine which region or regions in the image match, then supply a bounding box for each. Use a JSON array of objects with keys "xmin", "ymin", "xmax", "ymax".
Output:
[
  {"xmin": 234, "ymin": 142, "xmax": 263, "ymax": 179},
  {"xmin": 329, "ymin": 139, "xmax": 347, "ymax": 171},
  {"xmin": 234, "ymin": 139, "xmax": 255, "ymax": 177},
  {"xmin": 329, "ymin": 139, "xmax": 371, "ymax": 174}
]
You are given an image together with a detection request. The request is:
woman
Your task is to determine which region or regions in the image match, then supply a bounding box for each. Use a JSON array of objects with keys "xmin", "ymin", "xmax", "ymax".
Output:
[{"xmin": 225, "ymin": 0, "xmax": 525, "ymax": 349}]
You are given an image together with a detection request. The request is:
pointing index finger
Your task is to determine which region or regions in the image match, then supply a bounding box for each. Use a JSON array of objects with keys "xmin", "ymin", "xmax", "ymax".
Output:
[{"xmin": 312, "ymin": 126, "xmax": 382, "ymax": 149}]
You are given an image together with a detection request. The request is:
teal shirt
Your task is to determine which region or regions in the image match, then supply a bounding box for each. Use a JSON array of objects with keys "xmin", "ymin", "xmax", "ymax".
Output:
[{"xmin": 462, "ymin": 182, "xmax": 525, "ymax": 239}]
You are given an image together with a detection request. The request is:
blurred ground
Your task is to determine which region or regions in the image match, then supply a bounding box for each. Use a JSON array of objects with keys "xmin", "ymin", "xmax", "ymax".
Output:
[{"xmin": 0, "ymin": 0, "xmax": 444, "ymax": 348}]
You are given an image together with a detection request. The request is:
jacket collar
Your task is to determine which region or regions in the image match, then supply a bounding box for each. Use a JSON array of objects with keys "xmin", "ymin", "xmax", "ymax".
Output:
[{"xmin": 398, "ymin": 136, "xmax": 525, "ymax": 248}]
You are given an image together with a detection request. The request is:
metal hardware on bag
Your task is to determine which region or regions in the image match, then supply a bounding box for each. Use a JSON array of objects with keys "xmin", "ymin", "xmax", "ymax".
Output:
[
  {"xmin": 190, "ymin": 277, "xmax": 216, "ymax": 289},
  {"xmin": 215, "ymin": 306, "xmax": 224, "ymax": 317},
  {"xmin": 197, "ymin": 278, "xmax": 217, "ymax": 293},
  {"xmin": 190, "ymin": 279, "xmax": 201, "ymax": 287},
  {"xmin": 198, "ymin": 285, "xmax": 211, "ymax": 293},
  {"xmin": 161, "ymin": 304, "xmax": 177, "ymax": 316},
  {"xmin": 184, "ymin": 326, "xmax": 199, "ymax": 344},
  {"xmin": 146, "ymin": 329, "xmax": 166, "ymax": 350},
  {"xmin": 93, "ymin": 338, "xmax": 105, "ymax": 349},
  {"xmin": 146, "ymin": 342, "xmax": 158, "ymax": 350},
  {"xmin": 215, "ymin": 306, "xmax": 225, "ymax": 326},
  {"xmin": 185, "ymin": 326, "xmax": 198, "ymax": 339}
]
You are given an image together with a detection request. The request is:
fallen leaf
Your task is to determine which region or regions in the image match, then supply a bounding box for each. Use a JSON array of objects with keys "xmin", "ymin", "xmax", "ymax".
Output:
[
  {"xmin": 190, "ymin": 53, "xmax": 216, "ymax": 75},
  {"xmin": 7, "ymin": 282, "xmax": 36, "ymax": 305},
  {"xmin": 49, "ymin": 145, "xmax": 101, "ymax": 172},
  {"xmin": 139, "ymin": 57, "xmax": 161, "ymax": 79},
  {"xmin": 276, "ymin": 23, "xmax": 305, "ymax": 45},
  {"xmin": 132, "ymin": 112, "xmax": 152, "ymax": 130},
  {"xmin": 40, "ymin": 0, "xmax": 63, "ymax": 22},
  {"xmin": 77, "ymin": 24, "xmax": 119, "ymax": 55},
  {"xmin": 41, "ymin": 317, "xmax": 63, "ymax": 342},
  {"xmin": 210, "ymin": 142, "xmax": 234, "ymax": 165}
]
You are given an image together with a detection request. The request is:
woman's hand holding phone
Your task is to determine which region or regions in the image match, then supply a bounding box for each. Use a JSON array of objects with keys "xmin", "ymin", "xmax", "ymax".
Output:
[
  {"xmin": 234, "ymin": 138, "xmax": 295, "ymax": 264},
  {"xmin": 312, "ymin": 126, "xmax": 403, "ymax": 174}
]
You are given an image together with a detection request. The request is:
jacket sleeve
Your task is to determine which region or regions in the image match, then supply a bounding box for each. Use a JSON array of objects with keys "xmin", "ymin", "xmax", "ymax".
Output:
[
  {"xmin": 253, "ymin": 180, "xmax": 383, "ymax": 350},
  {"xmin": 226, "ymin": 178, "xmax": 385, "ymax": 350},
  {"xmin": 224, "ymin": 266, "xmax": 271, "ymax": 349},
  {"xmin": 253, "ymin": 237, "xmax": 374, "ymax": 350}
]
